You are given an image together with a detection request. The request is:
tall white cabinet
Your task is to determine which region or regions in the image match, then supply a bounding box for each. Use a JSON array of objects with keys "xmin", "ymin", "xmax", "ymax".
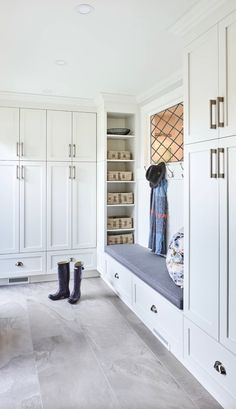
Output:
[
  {"xmin": 0, "ymin": 106, "xmax": 97, "ymax": 281},
  {"xmin": 184, "ymin": 10, "xmax": 236, "ymax": 408}
]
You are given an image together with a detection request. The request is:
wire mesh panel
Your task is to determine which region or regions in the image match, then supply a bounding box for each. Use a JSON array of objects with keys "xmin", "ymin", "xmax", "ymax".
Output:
[{"xmin": 150, "ymin": 103, "xmax": 183, "ymax": 163}]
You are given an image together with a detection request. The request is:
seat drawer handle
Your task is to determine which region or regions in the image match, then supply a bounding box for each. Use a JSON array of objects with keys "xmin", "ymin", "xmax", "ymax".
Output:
[
  {"xmin": 114, "ymin": 273, "xmax": 119, "ymax": 279},
  {"xmin": 15, "ymin": 261, "xmax": 24, "ymax": 267},
  {"xmin": 150, "ymin": 304, "xmax": 158, "ymax": 314},
  {"xmin": 214, "ymin": 361, "xmax": 226, "ymax": 375}
]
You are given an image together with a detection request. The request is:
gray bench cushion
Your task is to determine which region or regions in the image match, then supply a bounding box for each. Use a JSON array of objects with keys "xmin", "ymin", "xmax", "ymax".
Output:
[{"xmin": 105, "ymin": 244, "xmax": 183, "ymax": 309}]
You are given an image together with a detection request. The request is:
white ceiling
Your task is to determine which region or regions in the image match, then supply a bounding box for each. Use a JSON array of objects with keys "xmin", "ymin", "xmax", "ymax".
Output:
[{"xmin": 0, "ymin": 0, "xmax": 199, "ymax": 99}]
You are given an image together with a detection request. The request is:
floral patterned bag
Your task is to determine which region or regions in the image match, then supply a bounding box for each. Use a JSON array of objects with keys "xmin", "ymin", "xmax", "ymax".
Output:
[{"xmin": 166, "ymin": 229, "xmax": 184, "ymax": 287}]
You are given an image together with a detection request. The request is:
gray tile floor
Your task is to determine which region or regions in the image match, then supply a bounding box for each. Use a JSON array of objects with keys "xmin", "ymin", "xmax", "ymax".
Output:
[{"xmin": 0, "ymin": 277, "xmax": 222, "ymax": 409}]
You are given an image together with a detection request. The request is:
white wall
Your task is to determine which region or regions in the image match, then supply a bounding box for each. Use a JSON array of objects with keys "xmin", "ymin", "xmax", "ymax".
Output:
[{"xmin": 137, "ymin": 86, "xmax": 184, "ymax": 248}]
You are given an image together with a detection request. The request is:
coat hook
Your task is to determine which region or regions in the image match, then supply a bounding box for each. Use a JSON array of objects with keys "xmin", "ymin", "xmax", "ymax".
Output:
[
  {"xmin": 180, "ymin": 162, "xmax": 184, "ymax": 178},
  {"xmin": 166, "ymin": 164, "xmax": 174, "ymax": 178}
]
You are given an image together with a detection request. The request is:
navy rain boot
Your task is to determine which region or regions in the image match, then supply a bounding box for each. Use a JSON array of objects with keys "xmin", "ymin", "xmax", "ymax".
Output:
[
  {"xmin": 68, "ymin": 261, "xmax": 84, "ymax": 304},
  {"xmin": 48, "ymin": 261, "xmax": 70, "ymax": 301}
]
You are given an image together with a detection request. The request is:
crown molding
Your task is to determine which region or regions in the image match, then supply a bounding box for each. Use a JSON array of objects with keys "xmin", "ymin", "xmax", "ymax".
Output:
[
  {"xmin": 169, "ymin": 0, "xmax": 227, "ymax": 37},
  {"xmin": 0, "ymin": 90, "xmax": 96, "ymax": 111},
  {"xmin": 136, "ymin": 71, "xmax": 183, "ymax": 106},
  {"xmin": 95, "ymin": 92, "xmax": 137, "ymax": 106}
]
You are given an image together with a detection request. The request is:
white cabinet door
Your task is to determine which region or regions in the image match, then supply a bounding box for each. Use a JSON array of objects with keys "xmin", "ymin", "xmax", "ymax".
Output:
[
  {"xmin": 219, "ymin": 11, "xmax": 236, "ymax": 138},
  {"xmin": 47, "ymin": 110, "xmax": 72, "ymax": 161},
  {"xmin": 184, "ymin": 140, "xmax": 219, "ymax": 339},
  {"xmin": 0, "ymin": 107, "xmax": 19, "ymax": 160},
  {"xmin": 72, "ymin": 162, "xmax": 96, "ymax": 249},
  {"xmin": 0, "ymin": 161, "xmax": 20, "ymax": 254},
  {"xmin": 20, "ymin": 162, "xmax": 46, "ymax": 253},
  {"xmin": 20, "ymin": 109, "xmax": 46, "ymax": 160},
  {"xmin": 72, "ymin": 112, "xmax": 96, "ymax": 161},
  {"xmin": 219, "ymin": 136, "xmax": 236, "ymax": 355},
  {"xmin": 184, "ymin": 26, "xmax": 218, "ymax": 144},
  {"xmin": 47, "ymin": 162, "xmax": 72, "ymax": 251}
]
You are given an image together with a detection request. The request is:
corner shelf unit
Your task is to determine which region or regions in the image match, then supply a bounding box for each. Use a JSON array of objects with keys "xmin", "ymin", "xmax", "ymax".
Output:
[{"xmin": 106, "ymin": 112, "xmax": 136, "ymax": 246}]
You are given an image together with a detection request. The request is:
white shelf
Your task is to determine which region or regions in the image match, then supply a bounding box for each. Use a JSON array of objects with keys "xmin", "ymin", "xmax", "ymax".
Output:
[
  {"xmin": 107, "ymin": 228, "xmax": 135, "ymax": 233},
  {"xmin": 107, "ymin": 181, "xmax": 136, "ymax": 184},
  {"xmin": 107, "ymin": 134, "xmax": 135, "ymax": 139},
  {"xmin": 107, "ymin": 159, "xmax": 135, "ymax": 163},
  {"xmin": 107, "ymin": 204, "xmax": 135, "ymax": 207}
]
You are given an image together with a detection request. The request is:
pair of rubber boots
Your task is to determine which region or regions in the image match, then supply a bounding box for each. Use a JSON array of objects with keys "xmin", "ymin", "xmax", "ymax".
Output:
[{"xmin": 48, "ymin": 261, "xmax": 84, "ymax": 304}]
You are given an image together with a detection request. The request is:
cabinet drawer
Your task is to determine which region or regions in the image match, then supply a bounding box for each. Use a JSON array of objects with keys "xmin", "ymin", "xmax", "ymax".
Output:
[
  {"xmin": 184, "ymin": 318, "xmax": 236, "ymax": 402},
  {"xmin": 134, "ymin": 276, "xmax": 183, "ymax": 357},
  {"xmin": 47, "ymin": 249, "xmax": 97, "ymax": 274},
  {"xmin": 106, "ymin": 255, "xmax": 132, "ymax": 305},
  {"xmin": 0, "ymin": 253, "xmax": 46, "ymax": 278}
]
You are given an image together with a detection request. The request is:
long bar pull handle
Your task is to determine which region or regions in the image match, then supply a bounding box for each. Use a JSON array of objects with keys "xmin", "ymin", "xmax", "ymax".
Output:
[
  {"xmin": 210, "ymin": 99, "xmax": 217, "ymax": 129},
  {"xmin": 73, "ymin": 166, "xmax": 76, "ymax": 179},
  {"xmin": 16, "ymin": 142, "xmax": 19, "ymax": 157},
  {"xmin": 218, "ymin": 148, "xmax": 225, "ymax": 178},
  {"xmin": 69, "ymin": 166, "xmax": 72, "ymax": 179},
  {"xmin": 73, "ymin": 144, "xmax": 76, "ymax": 158},
  {"xmin": 21, "ymin": 142, "xmax": 24, "ymax": 157},
  {"xmin": 69, "ymin": 144, "xmax": 72, "ymax": 158},
  {"xmin": 217, "ymin": 97, "xmax": 224, "ymax": 128},
  {"xmin": 16, "ymin": 165, "xmax": 20, "ymax": 179},
  {"xmin": 21, "ymin": 165, "xmax": 25, "ymax": 179},
  {"xmin": 210, "ymin": 149, "xmax": 217, "ymax": 178}
]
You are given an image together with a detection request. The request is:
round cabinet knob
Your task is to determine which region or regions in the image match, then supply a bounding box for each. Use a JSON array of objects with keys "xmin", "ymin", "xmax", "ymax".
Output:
[
  {"xmin": 15, "ymin": 261, "xmax": 24, "ymax": 267},
  {"xmin": 114, "ymin": 273, "xmax": 119, "ymax": 279},
  {"xmin": 214, "ymin": 361, "xmax": 226, "ymax": 375},
  {"xmin": 150, "ymin": 304, "xmax": 158, "ymax": 314}
]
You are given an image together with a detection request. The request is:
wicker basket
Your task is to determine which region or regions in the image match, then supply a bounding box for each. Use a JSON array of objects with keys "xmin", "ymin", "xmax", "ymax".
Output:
[
  {"xmin": 107, "ymin": 217, "xmax": 133, "ymax": 230},
  {"xmin": 107, "ymin": 151, "xmax": 132, "ymax": 160},
  {"xmin": 107, "ymin": 233, "xmax": 133, "ymax": 245},
  {"xmin": 107, "ymin": 171, "xmax": 132, "ymax": 181},
  {"xmin": 107, "ymin": 192, "xmax": 133, "ymax": 205}
]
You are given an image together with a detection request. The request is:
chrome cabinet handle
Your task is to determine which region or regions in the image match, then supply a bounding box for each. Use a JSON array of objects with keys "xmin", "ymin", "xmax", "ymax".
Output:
[
  {"xmin": 21, "ymin": 165, "xmax": 25, "ymax": 179},
  {"xmin": 69, "ymin": 166, "xmax": 72, "ymax": 179},
  {"xmin": 69, "ymin": 144, "xmax": 72, "ymax": 158},
  {"xmin": 16, "ymin": 142, "xmax": 20, "ymax": 157},
  {"xmin": 73, "ymin": 166, "xmax": 76, "ymax": 179},
  {"xmin": 73, "ymin": 144, "xmax": 76, "ymax": 158},
  {"xmin": 15, "ymin": 261, "xmax": 24, "ymax": 267},
  {"xmin": 209, "ymin": 99, "xmax": 217, "ymax": 129},
  {"xmin": 21, "ymin": 142, "xmax": 24, "ymax": 157},
  {"xmin": 150, "ymin": 305, "xmax": 158, "ymax": 314},
  {"xmin": 214, "ymin": 361, "xmax": 226, "ymax": 375},
  {"xmin": 114, "ymin": 273, "xmax": 119, "ymax": 279},
  {"xmin": 16, "ymin": 165, "xmax": 20, "ymax": 179},
  {"xmin": 210, "ymin": 149, "xmax": 217, "ymax": 178},
  {"xmin": 217, "ymin": 97, "xmax": 224, "ymax": 128},
  {"xmin": 218, "ymin": 148, "xmax": 225, "ymax": 179}
]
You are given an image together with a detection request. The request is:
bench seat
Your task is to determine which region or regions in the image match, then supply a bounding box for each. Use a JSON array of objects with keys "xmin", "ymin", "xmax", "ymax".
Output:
[{"xmin": 105, "ymin": 244, "xmax": 183, "ymax": 309}]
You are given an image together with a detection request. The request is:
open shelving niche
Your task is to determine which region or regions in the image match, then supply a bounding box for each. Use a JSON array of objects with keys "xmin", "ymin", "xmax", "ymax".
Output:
[{"xmin": 106, "ymin": 112, "xmax": 136, "ymax": 245}]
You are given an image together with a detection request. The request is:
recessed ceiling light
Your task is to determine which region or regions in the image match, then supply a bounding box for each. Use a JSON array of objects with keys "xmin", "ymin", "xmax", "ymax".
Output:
[
  {"xmin": 76, "ymin": 4, "xmax": 94, "ymax": 14},
  {"xmin": 55, "ymin": 59, "xmax": 67, "ymax": 66}
]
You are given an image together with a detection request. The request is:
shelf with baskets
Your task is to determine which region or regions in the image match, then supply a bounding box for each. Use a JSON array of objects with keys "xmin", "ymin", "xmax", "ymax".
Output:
[{"xmin": 106, "ymin": 112, "xmax": 136, "ymax": 246}]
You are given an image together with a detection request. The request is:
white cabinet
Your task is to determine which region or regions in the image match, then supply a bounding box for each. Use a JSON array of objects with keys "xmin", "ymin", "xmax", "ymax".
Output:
[
  {"xmin": 72, "ymin": 162, "xmax": 96, "ymax": 249},
  {"xmin": 0, "ymin": 161, "xmax": 20, "ymax": 254},
  {"xmin": 47, "ymin": 249, "xmax": 96, "ymax": 274},
  {"xmin": 0, "ymin": 253, "xmax": 46, "ymax": 279},
  {"xmin": 0, "ymin": 107, "xmax": 19, "ymax": 160},
  {"xmin": 20, "ymin": 162, "xmax": 46, "ymax": 253},
  {"xmin": 72, "ymin": 112, "xmax": 96, "ymax": 161},
  {"xmin": 47, "ymin": 110, "xmax": 72, "ymax": 161},
  {"xmin": 184, "ymin": 140, "xmax": 219, "ymax": 339},
  {"xmin": 47, "ymin": 162, "xmax": 72, "ymax": 251},
  {"xmin": 20, "ymin": 109, "xmax": 46, "ymax": 160},
  {"xmin": 219, "ymin": 136, "xmax": 236, "ymax": 355},
  {"xmin": 185, "ymin": 26, "xmax": 218, "ymax": 144},
  {"xmin": 219, "ymin": 11, "xmax": 236, "ymax": 138}
]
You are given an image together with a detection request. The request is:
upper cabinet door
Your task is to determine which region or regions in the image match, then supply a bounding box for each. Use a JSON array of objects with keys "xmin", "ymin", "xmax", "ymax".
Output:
[
  {"xmin": 72, "ymin": 112, "xmax": 96, "ymax": 161},
  {"xmin": 184, "ymin": 26, "xmax": 218, "ymax": 144},
  {"xmin": 184, "ymin": 140, "xmax": 219, "ymax": 340},
  {"xmin": 0, "ymin": 161, "xmax": 20, "ymax": 254},
  {"xmin": 0, "ymin": 107, "xmax": 19, "ymax": 160},
  {"xmin": 47, "ymin": 110, "xmax": 72, "ymax": 161},
  {"xmin": 219, "ymin": 11, "xmax": 236, "ymax": 138},
  {"xmin": 20, "ymin": 109, "xmax": 46, "ymax": 161},
  {"xmin": 20, "ymin": 162, "xmax": 46, "ymax": 253},
  {"xmin": 72, "ymin": 162, "xmax": 96, "ymax": 249}
]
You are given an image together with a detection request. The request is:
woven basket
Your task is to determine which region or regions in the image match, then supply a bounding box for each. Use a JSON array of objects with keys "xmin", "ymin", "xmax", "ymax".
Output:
[
  {"xmin": 107, "ymin": 192, "xmax": 133, "ymax": 205},
  {"xmin": 107, "ymin": 217, "xmax": 133, "ymax": 230},
  {"xmin": 107, "ymin": 171, "xmax": 132, "ymax": 181},
  {"xmin": 107, "ymin": 233, "xmax": 133, "ymax": 245},
  {"xmin": 107, "ymin": 151, "xmax": 132, "ymax": 160}
]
